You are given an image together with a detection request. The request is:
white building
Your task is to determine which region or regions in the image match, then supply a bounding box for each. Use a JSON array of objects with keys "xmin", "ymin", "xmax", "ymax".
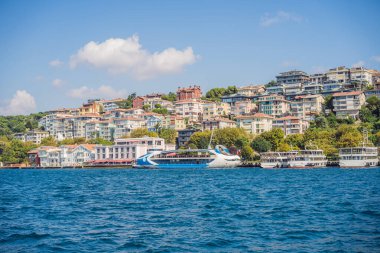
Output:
[
  {"xmin": 85, "ymin": 120, "xmax": 116, "ymax": 141},
  {"xmin": 202, "ymin": 118, "xmax": 236, "ymax": 131},
  {"xmin": 291, "ymin": 94, "xmax": 324, "ymax": 121},
  {"xmin": 175, "ymin": 99, "xmax": 203, "ymax": 123},
  {"xmin": 272, "ymin": 116, "xmax": 309, "ymax": 135},
  {"xmin": 231, "ymin": 100, "xmax": 256, "ymax": 116},
  {"xmin": 99, "ymin": 98, "xmax": 124, "ymax": 112},
  {"xmin": 14, "ymin": 130, "xmax": 50, "ymax": 144},
  {"xmin": 237, "ymin": 85, "xmax": 266, "ymax": 96},
  {"xmin": 258, "ymin": 95, "xmax": 290, "ymax": 117},
  {"xmin": 236, "ymin": 113, "xmax": 273, "ymax": 135},
  {"xmin": 332, "ymin": 91, "xmax": 366, "ymax": 119},
  {"xmin": 350, "ymin": 67, "xmax": 373, "ymax": 86},
  {"xmin": 95, "ymin": 137, "xmax": 166, "ymax": 163},
  {"xmin": 113, "ymin": 117, "xmax": 146, "ymax": 138}
]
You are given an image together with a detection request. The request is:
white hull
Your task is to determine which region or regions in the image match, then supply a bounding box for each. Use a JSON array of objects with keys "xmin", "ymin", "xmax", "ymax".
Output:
[
  {"xmin": 260, "ymin": 162, "xmax": 281, "ymax": 169},
  {"xmin": 339, "ymin": 159, "xmax": 378, "ymax": 168},
  {"xmin": 288, "ymin": 161, "xmax": 327, "ymax": 168}
]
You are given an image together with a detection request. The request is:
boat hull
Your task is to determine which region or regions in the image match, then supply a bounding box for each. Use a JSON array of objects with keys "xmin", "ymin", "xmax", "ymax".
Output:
[{"xmin": 339, "ymin": 159, "xmax": 379, "ymax": 168}]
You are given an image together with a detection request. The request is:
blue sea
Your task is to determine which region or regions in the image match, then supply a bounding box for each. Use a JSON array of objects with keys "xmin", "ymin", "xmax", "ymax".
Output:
[{"xmin": 1, "ymin": 168, "xmax": 380, "ymax": 253}]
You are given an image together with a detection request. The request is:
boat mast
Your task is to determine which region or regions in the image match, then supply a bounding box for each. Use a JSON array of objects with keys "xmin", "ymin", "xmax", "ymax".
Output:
[{"xmin": 208, "ymin": 128, "xmax": 214, "ymax": 149}]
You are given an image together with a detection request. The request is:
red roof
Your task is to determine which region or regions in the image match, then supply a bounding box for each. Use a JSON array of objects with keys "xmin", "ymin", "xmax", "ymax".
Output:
[{"xmin": 332, "ymin": 91, "xmax": 363, "ymax": 97}]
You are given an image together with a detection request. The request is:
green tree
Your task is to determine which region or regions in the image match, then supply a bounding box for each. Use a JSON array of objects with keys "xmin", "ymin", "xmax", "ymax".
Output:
[
  {"xmin": 142, "ymin": 104, "xmax": 150, "ymax": 112},
  {"xmin": 251, "ymin": 136, "xmax": 272, "ymax": 153},
  {"xmin": 130, "ymin": 128, "xmax": 158, "ymax": 138},
  {"xmin": 313, "ymin": 115, "xmax": 329, "ymax": 129},
  {"xmin": 189, "ymin": 131, "xmax": 212, "ymax": 149},
  {"xmin": 240, "ymin": 145, "xmax": 254, "ymax": 160},
  {"xmin": 260, "ymin": 128, "xmax": 285, "ymax": 151},
  {"xmin": 152, "ymin": 108, "xmax": 169, "ymax": 115},
  {"xmin": 335, "ymin": 125, "xmax": 363, "ymax": 148},
  {"xmin": 277, "ymin": 142, "xmax": 292, "ymax": 152},
  {"xmin": 324, "ymin": 95, "xmax": 334, "ymax": 111},
  {"xmin": 158, "ymin": 128, "xmax": 177, "ymax": 144},
  {"xmin": 161, "ymin": 92, "xmax": 177, "ymax": 102},
  {"xmin": 284, "ymin": 133, "xmax": 304, "ymax": 149},
  {"xmin": 40, "ymin": 136, "xmax": 57, "ymax": 146},
  {"xmin": 87, "ymin": 137, "xmax": 113, "ymax": 145}
]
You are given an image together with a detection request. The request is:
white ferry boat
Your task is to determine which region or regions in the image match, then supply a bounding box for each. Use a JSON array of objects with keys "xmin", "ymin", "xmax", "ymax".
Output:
[
  {"xmin": 260, "ymin": 151, "xmax": 298, "ymax": 168},
  {"xmin": 339, "ymin": 130, "xmax": 379, "ymax": 168},
  {"xmin": 135, "ymin": 145, "xmax": 241, "ymax": 169},
  {"xmin": 288, "ymin": 149, "xmax": 327, "ymax": 168}
]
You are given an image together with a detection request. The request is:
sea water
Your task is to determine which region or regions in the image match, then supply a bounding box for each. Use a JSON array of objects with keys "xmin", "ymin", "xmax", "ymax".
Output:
[{"xmin": 1, "ymin": 168, "xmax": 379, "ymax": 252}]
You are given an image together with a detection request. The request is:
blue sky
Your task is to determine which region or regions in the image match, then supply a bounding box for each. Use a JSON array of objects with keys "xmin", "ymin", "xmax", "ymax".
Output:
[{"xmin": 0, "ymin": 0, "xmax": 380, "ymax": 114}]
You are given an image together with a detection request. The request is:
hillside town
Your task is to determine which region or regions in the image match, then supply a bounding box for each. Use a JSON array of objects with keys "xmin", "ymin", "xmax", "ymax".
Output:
[{"xmin": 8, "ymin": 66, "xmax": 380, "ymax": 167}]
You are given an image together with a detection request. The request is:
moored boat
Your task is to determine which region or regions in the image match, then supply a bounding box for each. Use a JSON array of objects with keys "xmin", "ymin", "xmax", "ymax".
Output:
[
  {"xmin": 135, "ymin": 145, "xmax": 241, "ymax": 168},
  {"xmin": 288, "ymin": 149, "xmax": 328, "ymax": 168},
  {"xmin": 260, "ymin": 151, "xmax": 297, "ymax": 168},
  {"xmin": 339, "ymin": 130, "xmax": 379, "ymax": 168}
]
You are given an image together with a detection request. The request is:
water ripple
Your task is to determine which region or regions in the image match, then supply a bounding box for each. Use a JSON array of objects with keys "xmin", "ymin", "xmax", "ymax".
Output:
[{"xmin": 0, "ymin": 168, "xmax": 380, "ymax": 252}]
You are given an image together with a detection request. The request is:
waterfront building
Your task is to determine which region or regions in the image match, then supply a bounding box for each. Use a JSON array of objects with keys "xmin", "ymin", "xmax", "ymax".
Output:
[
  {"xmin": 176, "ymin": 85, "xmax": 202, "ymax": 101},
  {"xmin": 202, "ymin": 117, "xmax": 236, "ymax": 131},
  {"xmin": 236, "ymin": 113, "xmax": 273, "ymax": 134},
  {"xmin": 85, "ymin": 120, "xmax": 116, "ymax": 141},
  {"xmin": 332, "ymin": 91, "xmax": 366, "ymax": 119},
  {"xmin": 175, "ymin": 99, "xmax": 203, "ymax": 123},
  {"xmin": 291, "ymin": 94, "xmax": 324, "ymax": 121},
  {"xmin": 202, "ymin": 102, "xmax": 231, "ymax": 120},
  {"xmin": 231, "ymin": 100, "xmax": 256, "ymax": 116},
  {"xmin": 60, "ymin": 144, "xmax": 96, "ymax": 167},
  {"xmin": 177, "ymin": 128, "xmax": 199, "ymax": 148},
  {"xmin": 38, "ymin": 146, "xmax": 62, "ymax": 167},
  {"xmin": 272, "ymin": 116, "xmax": 309, "ymax": 135},
  {"xmin": 94, "ymin": 137, "xmax": 166, "ymax": 163},
  {"xmin": 257, "ymin": 95, "xmax": 290, "ymax": 117},
  {"xmin": 237, "ymin": 85, "xmax": 266, "ymax": 96}
]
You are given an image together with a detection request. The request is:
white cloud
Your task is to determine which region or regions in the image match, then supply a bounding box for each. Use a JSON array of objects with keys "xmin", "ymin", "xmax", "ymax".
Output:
[
  {"xmin": 371, "ymin": 55, "xmax": 380, "ymax": 63},
  {"xmin": 49, "ymin": 59, "xmax": 63, "ymax": 67},
  {"xmin": 52, "ymin": 79, "xmax": 64, "ymax": 87},
  {"xmin": 70, "ymin": 35, "xmax": 198, "ymax": 80},
  {"xmin": 281, "ymin": 60, "xmax": 299, "ymax": 68},
  {"xmin": 352, "ymin": 60, "xmax": 365, "ymax": 68},
  {"xmin": 0, "ymin": 90, "xmax": 36, "ymax": 116},
  {"xmin": 68, "ymin": 85, "xmax": 127, "ymax": 99},
  {"xmin": 260, "ymin": 11, "xmax": 303, "ymax": 27}
]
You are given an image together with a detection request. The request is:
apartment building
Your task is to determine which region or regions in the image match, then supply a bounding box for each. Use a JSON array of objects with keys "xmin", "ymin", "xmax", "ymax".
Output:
[
  {"xmin": 350, "ymin": 67, "xmax": 373, "ymax": 87},
  {"xmin": 177, "ymin": 128, "xmax": 199, "ymax": 147},
  {"xmin": 113, "ymin": 117, "xmax": 146, "ymax": 138},
  {"xmin": 175, "ymin": 99, "xmax": 203, "ymax": 123},
  {"xmin": 272, "ymin": 116, "xmax": 309, "ymax": 135},
  {"xmin": 85, "ymin": 120, "xmax": 116, "ymax": 141},
  {"xmin": 99, "ymin": 98, "xmax": 124, "ymax": 112},
  {"xmin": 231, "ymin": 100, "xmax": 256, "ymax": 116},
  {"xmin": 237, "ymin": 85, "xmax": 266, "ymax": 96},
  {"xmin": 332, "ymin": 91, "xmax": 366, "ymax": 119},
  {"xmin": 236, "ymin": 113, "xmax": 273, "ymax": 134},
  {"xmin": 291, "ymin": 94, "xmax": 324, "ymax": 121},
  {"xmin": 79, "ymin": 100, "xmax": 102, "ymax": 115},
  {"xmin": 258, "ymin": 95, "xmax": 290, "ymax": 117},
  {"xmin": 161, "ymin": 115, "xmax": 186, "ymax": 130},
  {"xmin": 202, "ymin": 118, "xmax": 236, "ymax": 131},
  {"xmin": 14, "ymin": 130, "xmax": 50, "ymax": 144},
  {"xmin": 176, "ymin": 85, "xmax": 202, "ymax": 101},
  {"xmin": 202, "ymin": 102, "xmax": 230, "ymax": 120},
  {"xmin": 266, "ymin": 84, "xmax": 285, "ymax": 95},
  {"xmin": 326, "ymin": 66, "xmax": 350, "ymax": 84},
  {"xmin": 276, "ymin": 70, "xmax": 310, "ymax": 85}
]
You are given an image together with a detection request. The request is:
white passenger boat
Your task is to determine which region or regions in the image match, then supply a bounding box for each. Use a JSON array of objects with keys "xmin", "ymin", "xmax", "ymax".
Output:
[
  {"xmin": 135, "ymin": 145, "xmax": 241, "ymax": 168},
  {"xmin": 339, "ymin": 130, "xmax": 379, "ymax": 168},
  {"xmin": 260, "ymin": 151, "xmax": 298, "ymax": 168},
  {"xmin": 288, "ymin": 149, "xmax": 328, "ymax": 168}
]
